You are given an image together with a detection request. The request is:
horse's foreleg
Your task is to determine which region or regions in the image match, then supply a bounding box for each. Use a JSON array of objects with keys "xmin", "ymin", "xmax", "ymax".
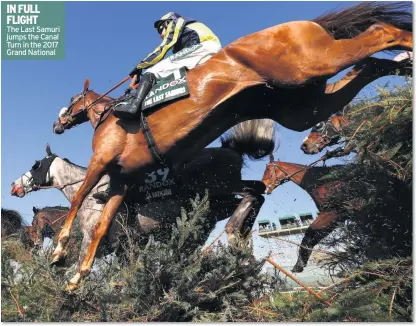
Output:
[
  {"xmin": 301, "ymin": 56, "xmax": 412, "ymax": 129},
  {"xmin": 225, "ymin": 193, "xmax": 264, "ymax": 244},
  {"xmin": 51, "ymin": 158, "xmax": 107, "ymax": 266},
  {"xmin": 240, "ymin": 195, "xmax": 264, "ymax": 238},
  {"xmin": 325, "ymin": 56, "xmax": 411, "ymax": 95},
  {"xmin": 67, "ymin": 182, "xmax": 127, "ymax": 291},
  {"xmin": 292, "ymin": 211, "xmax": 337, "ymax": 273}
]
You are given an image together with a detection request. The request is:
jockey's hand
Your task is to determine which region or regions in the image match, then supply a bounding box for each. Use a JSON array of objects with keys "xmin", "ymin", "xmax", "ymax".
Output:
[
  {"xmin": 129, "ymin": 74, "xmax": 140, "ymax": 89},
  {"xmin": 125, "ymin": 88, "xmax": 132, "ymax": 95},
  {"xmin": 129, "ymin": 66, "xmax": 142, "ymax": 77}
]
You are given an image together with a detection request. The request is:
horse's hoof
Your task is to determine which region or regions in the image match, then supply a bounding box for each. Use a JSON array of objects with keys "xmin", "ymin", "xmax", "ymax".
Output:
[
  {"xmin": 291, "ymin": 265, "xmax": 304, "ymax": 273},
  {"xmin": 65, "ymin": 282, "xmax": 78, "ymax": 292},
  {"xmin": 50, "ymin": 254, "xmax": 66, "ymax": 267}
]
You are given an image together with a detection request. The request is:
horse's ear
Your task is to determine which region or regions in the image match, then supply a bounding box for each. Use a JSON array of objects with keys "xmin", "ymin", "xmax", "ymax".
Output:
[
  {"xmin": 33, "ymin": 207, "xmax": 39, "ymax": 214},
  {"xmin": 46, "ymin": 143, "xmax": 52, "ymax": 156},
  {"xmin": 269, "ymin": 154, "xmax": 274, "ymax": 163},
  {"xmin": 84, "ymin": 78, "xmax": 90, "ymax": 91}
]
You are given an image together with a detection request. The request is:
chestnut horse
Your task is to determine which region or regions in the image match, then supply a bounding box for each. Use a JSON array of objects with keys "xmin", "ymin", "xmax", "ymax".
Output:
[
  {"xmin": 301, "ymin": 111, "xmax": 351, "ymax": 155},
  {"xmin": 52, "ymin": 2, "xmax": 412, "ymax": 289},
  {"xmin": 261, "ymin": 155, "xmax": 412, "ymax": 272}
]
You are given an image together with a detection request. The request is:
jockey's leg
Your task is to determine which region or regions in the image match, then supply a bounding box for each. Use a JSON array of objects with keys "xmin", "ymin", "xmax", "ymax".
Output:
[{"xmin": 113, "ymin": 72, "xmax": 156, "ymax": 119}]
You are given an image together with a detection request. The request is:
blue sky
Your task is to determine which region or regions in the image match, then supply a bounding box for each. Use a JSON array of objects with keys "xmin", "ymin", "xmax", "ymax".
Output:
[{"xmin": 1, "ymin": 2, "xmax": 408, "ymax": 262}]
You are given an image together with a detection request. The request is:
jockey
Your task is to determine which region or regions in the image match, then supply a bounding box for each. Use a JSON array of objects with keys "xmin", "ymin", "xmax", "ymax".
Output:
[{"xmin": 113, "ymin": 12, "xmax": 222, "ymax": 119}]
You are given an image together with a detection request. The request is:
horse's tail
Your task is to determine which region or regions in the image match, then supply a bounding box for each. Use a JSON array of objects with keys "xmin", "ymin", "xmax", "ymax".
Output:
[
  {"xmin": 220, "ymin": 119, "xmax": 279, "ymax": 160},
  {"xmin": 313, "ymin": 2, "xmax": 412, "ymax": 40}
]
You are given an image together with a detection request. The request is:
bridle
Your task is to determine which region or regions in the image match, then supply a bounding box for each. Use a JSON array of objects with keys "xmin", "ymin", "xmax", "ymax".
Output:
[
  {"xmin": 61, "ymin": 90, "xmax": 92, "ymax": 127},
  {"xmin": 263, "ymin": 153, "xmax": 331, "ymax": 193},
  {"xmin": 16, "ymin": 157, "xmax": 55, "ymax": 195},
  {"xmin": 263, "ymin": 161, "xmax": 309, "ymax": 192},
  {"xmin": 17, "ymin": 155, "xmax": 85, "ymax": 195},
  {"xmin": 306, "ymin": 118, "xmax": 345, "ymax": 152}
]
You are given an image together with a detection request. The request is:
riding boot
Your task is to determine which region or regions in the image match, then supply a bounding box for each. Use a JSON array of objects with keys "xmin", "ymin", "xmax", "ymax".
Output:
[
  {"xmin": 93, "ymin": 185, "xmax": 111, "ymax": 203},
  {"xmin": 113, "ymin": 72, "xmax": 156, "ymax": 119}
]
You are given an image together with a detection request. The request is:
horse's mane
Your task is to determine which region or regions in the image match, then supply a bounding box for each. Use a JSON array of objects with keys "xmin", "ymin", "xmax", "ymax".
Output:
[
  {"xmin": 62, "ymin": 158, "xmax": 87, "ymax": 171},
  {"xmin": 35, "ymin": 206, "xmax": 69, "ymax": 212}
]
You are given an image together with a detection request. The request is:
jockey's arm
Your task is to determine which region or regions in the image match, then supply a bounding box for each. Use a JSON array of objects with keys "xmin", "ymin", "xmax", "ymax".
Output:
[{"xmin": 133, "ymin": 18, "xmax": 185, "ymax": 73}]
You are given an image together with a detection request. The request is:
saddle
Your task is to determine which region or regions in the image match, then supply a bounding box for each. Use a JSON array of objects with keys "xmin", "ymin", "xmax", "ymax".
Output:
[{"xmin": 97, "ymin": 67, "xmax": 190, "ymax": 127}]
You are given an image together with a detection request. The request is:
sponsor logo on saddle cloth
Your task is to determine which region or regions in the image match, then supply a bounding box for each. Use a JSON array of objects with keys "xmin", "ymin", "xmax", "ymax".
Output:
[
  {"xmin": 129, "ymin": 162, "xmax": 181, "ymax": 204},
  {"xmin": 142, "ymin": 67, "xmax": 190, "ymax": 110}
]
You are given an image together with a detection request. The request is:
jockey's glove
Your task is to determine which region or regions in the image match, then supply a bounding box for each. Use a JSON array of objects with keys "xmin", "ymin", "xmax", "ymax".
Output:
[
  {"xmin": 125, "ymin": 88, "xmax": 132, "ymax": 94},
  {"xmin": 129, "ymin": 66, "xmax": 142, "ymax": 77}
]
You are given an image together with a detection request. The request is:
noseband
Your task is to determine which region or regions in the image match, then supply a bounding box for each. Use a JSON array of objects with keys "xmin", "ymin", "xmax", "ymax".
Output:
[
  {"xmin": 308, "ymin": 118, "xmax": 344, "ymax": 151},
  {"xmin": 19, "ymin": 155, "xmax": 57, "ymax": 193},
  {"xmin": 264, "ymin": 162, "xmax": 307, "ymax": 191},
  {"xmin": 62, "ymin": 90, "xmax": 91, "ymax": 125}
]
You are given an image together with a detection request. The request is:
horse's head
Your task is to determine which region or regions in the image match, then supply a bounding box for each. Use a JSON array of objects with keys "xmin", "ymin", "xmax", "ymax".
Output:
[
  {"xmin": 261, "ymin": 154, "xmax": 289, "ymax": 194},
  {"xmin": 31, "ymin": 207, "xmax": 58, "ymax": 244},
  {"xmin": 52, "ymin": 79, "xmax": 91, "ymax": 134},
  {"xmin": 301, "ymin": 111, "xmax": 346, "ymax": 154},
  {"xmin": 11, "ymin": 144, "xmax": 57, "ymax": 197}
]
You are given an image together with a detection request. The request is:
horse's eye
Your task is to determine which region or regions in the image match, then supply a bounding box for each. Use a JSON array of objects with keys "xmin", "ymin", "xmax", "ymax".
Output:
[{"xmin": 31, "ymin": 160, "xmax": 41, "ymax": 171}]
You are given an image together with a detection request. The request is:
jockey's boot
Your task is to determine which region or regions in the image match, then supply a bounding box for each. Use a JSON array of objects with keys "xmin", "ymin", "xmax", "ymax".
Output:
[
  {"xmin": 113, "ymin": 72, "xmax": 156, "ymax": 119},
  {"xmin": 93, "ymin": 186, "xmax": 110, "ymax": 203}
]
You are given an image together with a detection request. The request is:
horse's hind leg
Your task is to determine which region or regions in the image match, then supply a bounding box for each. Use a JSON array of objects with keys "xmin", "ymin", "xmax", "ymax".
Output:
[
  {"xmin": 51, "ymin": 157, "xmax": 107, "ymax": 266},
  {"xmin": 67, "ymin": 182, "xmax": 127, "ymax": 291},
  {"xmin": 292, "ymin": 211, "xmax": 337, "ymax": 273},
  {"xmin": 304, "ymin": 23, "xmax": 412, "ymax": 80}
]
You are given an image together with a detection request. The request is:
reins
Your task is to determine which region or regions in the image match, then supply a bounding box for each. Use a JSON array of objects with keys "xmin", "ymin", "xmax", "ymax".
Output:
[
  {"xmin": 32, "ymin": 178, "xmax": 86, "ymax": 191},
  {"xmin": 84, "ymin": 76, "xmax": 131, "ymax": 112},
  {"xmin": 266, "ymin": 148, "xmax": 345, "ymax": 189},
  {"xmin": 66, "ymin": 76, "xmax": 131, "ymax": 118}
]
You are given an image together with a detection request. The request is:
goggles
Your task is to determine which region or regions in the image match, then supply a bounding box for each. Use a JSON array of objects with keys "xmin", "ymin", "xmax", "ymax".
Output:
[{"xmin": 157, "ymin": 21, "xmax": 168, "ymax": 34}]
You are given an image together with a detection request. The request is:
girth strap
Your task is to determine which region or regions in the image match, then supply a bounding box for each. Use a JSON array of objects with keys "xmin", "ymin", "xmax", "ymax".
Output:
[{"xmin": 140, "ymin": 112, "xmax": 166, "ymax": 164}]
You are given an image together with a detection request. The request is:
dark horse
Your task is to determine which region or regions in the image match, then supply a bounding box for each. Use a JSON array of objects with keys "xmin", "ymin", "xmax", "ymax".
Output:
[
  {"xmin": 1, "ymin": 208, "xmax": 37, "ymax": 249},
  {"xmin": 31, "ymin": 206, "xmax": 69, "ymax": 247},
  {"xmin": 50, "ymin": 2, "xmax": 412, "ymax": 289},
  {"xmin": 261, "ymin": 155, "xmax": 412, "ymax": 272}
]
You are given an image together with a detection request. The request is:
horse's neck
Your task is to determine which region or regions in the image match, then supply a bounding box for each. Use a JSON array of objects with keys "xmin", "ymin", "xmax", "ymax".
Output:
[
  {"xmin": 47, "ymin": 210, "xmax": 68, "ymax": 225},
  {"xmin": 86, "ymin": 92, "xmax": 114, "ymax": 129},
  {"xmin": 50, "ymin": 158, "xmax": 109, "ymax": 202},
  {"xmin": 275, "ymin": 162, "xmax": 307, "ymax": 185}
]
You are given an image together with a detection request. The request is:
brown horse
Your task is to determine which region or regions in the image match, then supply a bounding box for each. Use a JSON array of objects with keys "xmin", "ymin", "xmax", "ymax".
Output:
[
  {"xmin": 301, "ymin": 111, "xmax": 351, "ymax": 155},
  {"xmin": 261, "ymin": 155, "xmax": 412, "ymax": 272},
  {"xmin": 31, "ymin": 206, "xmax": 69, "ymax": 247},
  {"xmin": 261, "ymin": 157, "xmax": 346, "ymax": 272},
  {"xmin": 51, "ymin": 2, "xmax": 412, "ymax": 289}
]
